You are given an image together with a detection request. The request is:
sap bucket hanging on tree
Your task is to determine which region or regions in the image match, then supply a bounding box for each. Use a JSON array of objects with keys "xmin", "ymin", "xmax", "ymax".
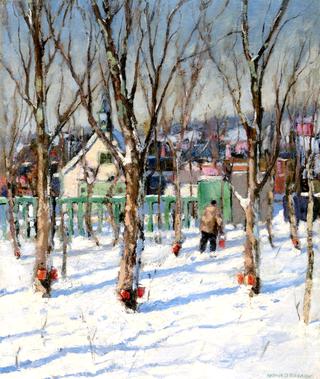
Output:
[
  {"xmin": 37, "ymin": 267, "xmax": 47, "ymax": 281},
  {"xmin": 49, "ymin": 267, "xmax": 58, "ymax": 281},
  {"xmin": 137, "ymin": 286, "xmax": 145, "ymax": 298},
  {"xmin": 172, "ymin": 243, "xmax": 181, "ymax": 256}
]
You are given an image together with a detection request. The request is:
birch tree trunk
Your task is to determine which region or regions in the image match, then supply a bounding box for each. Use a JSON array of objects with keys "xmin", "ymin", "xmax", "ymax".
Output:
[
  {"xmin": 117, "ymin": 161, "xmax": 142, "ymax": 309},
  {"xmin": 303, "ymin": 156, "xmax": 315, "ymax": 324},
  {"xmin": 104, "ymin": 175, "xmax": 120, "ymax": 246},
  {"xmin": 155, "ymin": 135, "xmax": 162, "ymax": 244},
  {"xmin": 48, "ymin": 195, "xmax": 57, "ymax": 254},
  {"xmin": 60, "ymin": 205, "xmax": 68, "ymax": 279},
  {"xmin": 105, "ymin": 199, "xmax": 119, "ymax": 246},
  {"xmin": 59, "ymin": 134, "xmax": 68, "ymax": 278},
  {"xmin": 1, "ymin": 6, "xmax": 20, "ymax": 259},
  {"xmin": 7, "ymin": 179, "xmax": 21, "ymax": 258},
  {"xmin": 85, "ymin": 183, "xmax": 94, "ymax": 238},
  {"xmin": 173, "ymin": 152, "xmax": 182, "ymax": 244},
  {"xmin": 85, "ymin": 182, "xmax": 100, "ymax": 246},
  {"xmin": 31, "ymin": 1, "xmax": 51, "ymax": 296},
  {"xmin": 286, "ymin": 183, "xmax": 300, "ymax": 249},
  {"xmin": 285, "ymin": 155, "xmax": 300, "ymax": 248},
  {"xmin": 266, "ymin": 187, "xmax": 275, "ymax": 248},
  {"xmin": 244, "ymin": 137, "xmax": 260, "ymax": 294}
]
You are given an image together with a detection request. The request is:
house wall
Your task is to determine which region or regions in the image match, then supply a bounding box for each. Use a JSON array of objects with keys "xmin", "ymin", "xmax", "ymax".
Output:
[
  {"xmin": 231, "ymin": 171, "xmax": 272, "ymax": 225},
  {"xmin": 62, "ymin": 138, "xmax": 118, "ymax": 197},
  {"xmin": 62, "ymin": 166, "xmax": 81, "ymax": 197}
]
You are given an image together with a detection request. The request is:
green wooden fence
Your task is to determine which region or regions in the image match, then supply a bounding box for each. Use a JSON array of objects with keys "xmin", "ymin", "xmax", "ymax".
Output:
[
  {"xmin": 0, "ymin": 179, "xmax": 231, "ymax": 239},
  {"xmin": 0, "ymin": 196, "xmax": 37, "ymax": 239},
  {"xmin": 0, "ymin": 195, "xmax": 199, "ymax": 239}
]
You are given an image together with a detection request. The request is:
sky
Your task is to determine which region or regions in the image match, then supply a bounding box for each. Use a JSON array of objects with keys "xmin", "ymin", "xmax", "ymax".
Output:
[{"xmin": 0, "ymin": 0, "xmax": 319, "ymax": 136}]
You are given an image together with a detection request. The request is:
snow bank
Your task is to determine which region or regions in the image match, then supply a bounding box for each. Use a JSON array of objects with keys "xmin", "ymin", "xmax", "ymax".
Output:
[{"xmin": 0, "ymin": 209, "xmax": 319, "ymax": 378}]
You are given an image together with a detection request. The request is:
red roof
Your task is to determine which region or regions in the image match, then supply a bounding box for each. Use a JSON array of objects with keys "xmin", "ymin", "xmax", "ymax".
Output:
[{"xmin": 296, "ymin": 122, "xmax": 314, "ymax": 137}]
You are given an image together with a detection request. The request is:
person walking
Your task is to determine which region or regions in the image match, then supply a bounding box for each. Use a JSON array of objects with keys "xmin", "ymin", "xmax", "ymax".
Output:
[{"xmin": 200, "ymin": 200, "xmax": 223, "ymax": 254}]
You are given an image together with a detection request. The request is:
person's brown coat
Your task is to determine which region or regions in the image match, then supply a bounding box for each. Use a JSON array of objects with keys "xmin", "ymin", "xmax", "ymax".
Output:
[{"xmin": 200, "ymin": 204, "xmax": 223, "ymax": 235}]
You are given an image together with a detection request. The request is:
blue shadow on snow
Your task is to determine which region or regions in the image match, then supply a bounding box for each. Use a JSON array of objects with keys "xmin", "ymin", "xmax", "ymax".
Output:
[
  {"xmin": 140, "ymin": 286, "xmax": 238, "ymax": 313},
  {"xmin": 51, "ymin": 278, "xmax": 115, "ymax": 298}
]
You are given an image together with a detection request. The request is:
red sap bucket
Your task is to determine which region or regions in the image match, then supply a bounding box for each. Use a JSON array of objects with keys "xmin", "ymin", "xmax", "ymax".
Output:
[
  {"xmin": 236, "ymin": 273, "xmax": 244, "ymax": 285},
  {"xmin": 119, "ymin": 289, "xmax": 131, "ymax": 301},
  {"xmin": 137, "ymin": 286, "xmax": 145, "ymax": 298},
  {"xmin": 50, "ymin": 268, "xmax": 58, "ymax": 281},
  {"xmin": 291, "ymin": 238, "xmax": 299, "ymax": 248},
  {"xmin": 37, "ymin": 268, "xmax": 47, "ymax": 281},
  {"xmin": 218, "ymin": 239, "xmax": 225, "ymax": 248},
  {"xmin": 245, "ymin": 274, "xmax": 256, "ymax": 286},
  {"xmin": 172, "ymin": 243, "xmax": 181, "ymax": 256}
]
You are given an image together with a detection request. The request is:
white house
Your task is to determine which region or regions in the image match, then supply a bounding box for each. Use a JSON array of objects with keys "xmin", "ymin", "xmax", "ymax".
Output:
[{"xmin": 61, "ymin": 129, "xmax": 125, "ymax": 197}]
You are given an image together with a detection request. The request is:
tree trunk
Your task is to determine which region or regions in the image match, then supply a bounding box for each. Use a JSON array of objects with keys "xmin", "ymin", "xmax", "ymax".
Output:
[
  {"xmin": 189, "ymin": 160, "xmax": 196, "ymax": 220},
  {"xmin": 34, "ymin": 142, "xmax": 50, "ymax": 295},
  {"xmin": 48, "ymin": 196, "xmax": 57, "ymax": 254},
  {"xmin": 105, "ymin": 200, "xmax": 119, "ymax": 246},
  {"xmin": 7, "ymin": 180, "xmax": 21, "ymax": 258},
  {"xmin": 266, "ymin": 189, "xmax": 275, "ymax": 248},
  {"xmin": 286, "ymin": 184, "xmax": 300, "ymax": 249},
  {"xmin": 155, "ymin": 139, "xmax": 162, "ymax": 243},
  {"xmin": 220, "ymin": 178, "xmax": 224, "ymax": 220},
  {"xmin": 173, "ymin": 153, "xmax": 182, "ymax": 244},
  {"xmin": 303, "ymin": 157, "xmax": 315, "ymax": 325},
  {"xmin": 104, "ymin": 177, "xmax": 120, "ymax": 246},
  {"xmin": 117, "ymin": 162, "xmax": 142, "ymax": 310},
  {"xmin": 244, "ymin": 203, "xmax": 257, "ymax": 271},
  {"xmin": 244, "ymin": 137, "xmax": 260, "ymax": 295},
  {"xmin": 295, "ymin": 146, "xmax": 302, "ymax": 195},
  {"xmin": 85, "ymin": 184, "xmax": 94, "ymax": 237},
  {"xmin": 60, "ymin": 205, "xmax": 68, "ymax": 279},
  {"xmin": 32, "ymin": 4, "xmax": 51, "ymax": 297},
  {"xmin": 84, "ymin": 175, "xmax": 99, "ymax": 246},
  {"xmin": 189, "ymin": 160, "xmax": 193, "ymax": 198},
  {"xmin": 59, "ymin": 134, "xmax": 68, "ymax": 279}
]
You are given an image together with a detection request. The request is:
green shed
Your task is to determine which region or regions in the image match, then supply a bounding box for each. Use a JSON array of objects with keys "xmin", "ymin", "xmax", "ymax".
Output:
[{"xmin": 197, "ymin": 178, "xmax": 231, "ymax": 222}]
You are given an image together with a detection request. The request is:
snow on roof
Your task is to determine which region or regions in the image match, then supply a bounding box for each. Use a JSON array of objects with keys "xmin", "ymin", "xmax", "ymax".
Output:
[
  {"xmin": 112, "ymin": 128, "xmax": 125, "ymax": 151},
  {"xmin": 158, "ymin": 129, "xmax": 202, "ymax": 145},
  {"xmin": 62, "ymin": 129, "xmax": 124, "ymax": 175},
  {"xmin": 225, "ymin": 127, "xmax": 247, "ymax": 143}
]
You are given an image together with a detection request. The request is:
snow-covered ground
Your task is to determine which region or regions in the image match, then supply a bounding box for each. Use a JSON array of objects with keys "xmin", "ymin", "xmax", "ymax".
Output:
[{"xmin": 1, "ymin": 206, "xmax": 320, "ymax": 378}]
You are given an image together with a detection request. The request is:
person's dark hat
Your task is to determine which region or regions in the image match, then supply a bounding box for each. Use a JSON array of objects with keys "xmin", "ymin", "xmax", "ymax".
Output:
[{"xmin": 210, "ymin": 200, "xmax": 217, "ymax": 206}]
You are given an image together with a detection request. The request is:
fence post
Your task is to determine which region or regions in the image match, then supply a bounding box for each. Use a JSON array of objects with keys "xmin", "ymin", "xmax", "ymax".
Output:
[
  {"xmin": 183, "ymin": 199, "xmax": 190, "ymax": 228},
  {"xmin": 21, "ymin": 203, "xmax": 26, "ymax": 238},
  {"xmin": 163, "ymin": 198, "xmax": 171, "ymax": 230},
  {"xmin": 0, "ymin": 197, "xmax": 7, "ymax": 238},
  {"xmin": 77, "ymin": 201, "xmax": 85, "ymax": 236},
  {"xmin": 113, "ymin": 203, "xmax": 120, "ymax": 225},
  {"xmin": 146, "ymin": 198, "xmax": 154, "ymax": 232},
  {"xmin": 67, "ymin": 200, "xmax": 74, "ymax": 236},
  {"xmin": 97, "ymin": 202, "xmax": 103, "ymax": 233}
]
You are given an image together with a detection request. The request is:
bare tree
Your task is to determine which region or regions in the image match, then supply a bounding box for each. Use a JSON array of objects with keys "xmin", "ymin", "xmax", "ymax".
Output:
[
  {"xmin": 80, "ymin": 155, "xmax": 101, "ymax": 246},
  {"xmin": 285, "ymin": 89, "xmax": 301, "ymax": 248},
  {"xmin": 53, "ymin": 0, "xmax": 203, "ymax": 309},
  {"xmin": 302, "ymin": 71, "xmax": 320, "ymax": 325},
  {"xmin": 202, "ymin": 0, "xmax": 309, "ymax": 295},
  {"xmin": 162, "ymin": 52, "xmax": 205, "ymax": 248},
  {"xmin": 0, "ymin": 2, "xmax": 21, "ymax": 257},
  {"xmin": 0, "ymin": 87, "xmax": 31, "ymax": 258},
  {"xmin": 1, "ymin": 0, "xmax": 80, "ymax": 296}
]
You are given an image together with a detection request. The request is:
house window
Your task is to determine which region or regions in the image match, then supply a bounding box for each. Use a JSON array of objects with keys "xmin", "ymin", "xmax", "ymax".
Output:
[{"xmin": 99, "ymin": 152, "xmax": 112, "ymax": 165}]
